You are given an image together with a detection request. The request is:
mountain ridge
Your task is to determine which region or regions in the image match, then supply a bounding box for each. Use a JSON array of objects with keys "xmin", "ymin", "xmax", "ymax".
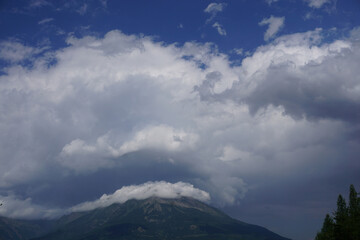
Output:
[{"xmin": 0, "ymin": 196, "xmax": 291, "ymax": 240}]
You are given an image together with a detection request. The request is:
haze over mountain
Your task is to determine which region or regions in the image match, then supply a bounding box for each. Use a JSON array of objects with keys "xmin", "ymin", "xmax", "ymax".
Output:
[{"xmin": 0, "ymin": 197, "xmax": 290, "ymax": 240}]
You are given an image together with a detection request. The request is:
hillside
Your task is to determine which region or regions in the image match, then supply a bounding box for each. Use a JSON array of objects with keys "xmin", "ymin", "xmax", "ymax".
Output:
[{"xmin": 1, "ymin": 197, "xmax": 291, "ymax": 240}]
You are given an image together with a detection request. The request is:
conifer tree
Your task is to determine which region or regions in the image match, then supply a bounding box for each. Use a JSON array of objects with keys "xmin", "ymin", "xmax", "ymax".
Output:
[
  {"xmin": 334, "ymin": 194, "xmax": 349, "ymax": 240},
  {"xmin": 316, "ymin": 185, "xmax": 360, "ymax": 240},
  {"xmin": 315, "ymin": 214, "xmax": 335, "ymax": 240},
  {"xmin": 348, "ymin": 184, "xmax": 360, "ymax": 240}
]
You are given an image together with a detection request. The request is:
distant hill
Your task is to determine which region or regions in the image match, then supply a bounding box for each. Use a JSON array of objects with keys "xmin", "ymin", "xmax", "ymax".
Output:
[
  {"xmin": 0, "ymin": 216, "xmax": 54, "ymax": 240},
  {"xmin": 0, "ymin": 197, "xmax": 291, "ymax": 240}
]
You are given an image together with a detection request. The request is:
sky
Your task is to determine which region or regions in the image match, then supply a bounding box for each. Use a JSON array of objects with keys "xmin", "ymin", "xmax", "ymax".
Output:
[{"xmin": 0, "ymin": 0, "xmax": 360, "ymax": 239}]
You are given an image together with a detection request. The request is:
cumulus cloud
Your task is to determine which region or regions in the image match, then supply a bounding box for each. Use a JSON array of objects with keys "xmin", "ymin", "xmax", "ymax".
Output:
[
  {"xmin": 59, "ymin": 125, "xmax": 198, "ymax": 172},
  {"xmin": 212, "ymin": 22, "xmax": 227, "ymax": 36},
  {"xmin": 0, "ymin": 30, "xmax": 235, "ymax": 188},
  {"xmin": 1, "ymin": 27, "xmax": 360, "ymax": 222},
  {"xmin": 71, "ymin": 181, "xmax": 210, "ymax": 212},
  {"xmin": 229, "ymin": 29, "xmax": 359, "ymax": 122},
  {"xmin": 118, "ymin": 125, "xmax": 198, "ymax": 154},
  {"xmin": 219, "ymin": 146, "xmax": 251, "ymax": 162},
  {"xmin": 0, "ymin": 40, "xmax": 46, "ymax": 63},
  {"xmin": 204, "ymin": 3, "xmax": 226, "ymax": 22},
  {"xmin": 304, "ymin": 0, "xmax": 330, "ymax": 8},
  {"xmin": 259, "ymin": 16, "xmax": 285, "ymax": 41}
]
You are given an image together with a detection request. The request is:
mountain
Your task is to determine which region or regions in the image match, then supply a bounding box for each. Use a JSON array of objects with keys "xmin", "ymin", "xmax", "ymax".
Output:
[
  {"xmin": 0, "ymin": 216, "xmax": 54, "ymax": 240},
  {"xmin": 1, "ymin": 197, "xmax": 291, "ymax": 240}
]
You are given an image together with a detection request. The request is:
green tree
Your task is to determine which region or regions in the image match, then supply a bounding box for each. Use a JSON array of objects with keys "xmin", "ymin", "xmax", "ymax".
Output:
[
  {"xmin": 334, "ymin": 194, "xmax": 349, "ymax": 240},
  {"xmin": 348, "ymin": 184, "xmax": 360, "ymax": 240},
  {"xmin": 316, "ymin": 185, "xmax": 360, "ymax": 240},
  {"xmin": 315, "ymin": 214, "xmax": 335, "ymax": 240}
]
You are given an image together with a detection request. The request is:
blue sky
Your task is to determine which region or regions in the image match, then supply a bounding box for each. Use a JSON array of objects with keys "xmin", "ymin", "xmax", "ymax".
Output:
[
  {"xmin": 1, "ymin": 1, "xmax": 360, "ymax": 240},
  {"xmin": 2, "ymin": 0, "xmax": 359, "ymax": 62}
]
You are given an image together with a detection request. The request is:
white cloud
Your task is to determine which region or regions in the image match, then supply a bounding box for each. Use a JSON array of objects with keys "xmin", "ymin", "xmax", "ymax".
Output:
[
  {"xmin": 239, "ymin": 28, "xmax": 350, "ymax": 84},
  {"xmin": 303, "ymin": 12, "xmax": 321, "ymax": 20},
  {"xmin": 204, "ymin": 2, "xmax": 226, "ymax": 14},
  {"xmin": 259, "ymin": 16, "xmax": 285, "ymax": 41},
  {"xmin": 29, "ymin": 0, "xmax": 50, "ymax": 8},
  {"xmin": 204, "ymin": 3, "xmax": 226, "ymax": 22},
  {"xmin": 350, "ymin": 27, "xmax": 360, "ymax": 40},
  {"xmin": 1, "ymin": 28, "xmax": 360, "ymax": 212},
  {"xmin": 233, "ymin": 48, "xmax": 243, "ymax": 55},
  {"xmin": 0, "ymin": 182, "xmax": 210, "ymax": 219},
  {"xmin": 305, "ymin": 0, "xmax": 330, "ymax": 8},
  {"xmin": 0, "ymin": 194, "xmax": 63, "ymax": 219},
  {"xmin": 59, "ymin": 125, "xmax": 198, "ymax": 172},
  {"xmin": 212, "ymin": 22, "xmax": 227, "ymax": 36},
  {"xmin": 0, "ymin": 41, "xmax": 46, "ymax": 63},
  {"xmin": 118, "ymin": 125, "xmax": 198, "ymax": 154},
  {"xmin": 38, "ymin": 18, "xmax": 54, "ymax": 25},
  {"xmin": 219, "ymin": 146, "xmax": 251, "ymax": 162},
  {"xmin": 71, "ymin": 181, "xmax": 211, "ymax": 212}
]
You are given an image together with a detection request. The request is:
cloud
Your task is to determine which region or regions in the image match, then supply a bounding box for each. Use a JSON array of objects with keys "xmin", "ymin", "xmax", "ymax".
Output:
[
  {"xmin": 118, "ymin": 125, "xmax": 198, "ymax": 154},
  {"xmin": 303, "ymin": 12, "xmax": 321, "ymax": 20},
  {"xmin": 59, "ymin": 125, "xmax": 198, "ymax": 172},
  {"xmin": 266, "ymin": 0, "xmax": 280, "ymax": 5},
  {"xmin": 77, "ymin": 3, "xmax": 87, "ymax": 15},
  {"xmin": 0, "ymin": 28, "xmax": 360, "ymax": 228},
  {"xmin": 99, "ymin": 0, "xmax": 107, "ymax": 8},
  {"xmin": 0, "ymin": 181, "xmax": 209, "ymax": 219},
  {"xmin": 212, "ymin": 22, "xmax": 227, "ymax": 36},
  {"xmin": 304, "ymin": 0, "xmax": 330, "ymax": 8},
  {"xmin": 259, "ymin": 16, "xmax": 285, "ymax": 41},
  {"xmin": 0, "ymin": 40, "xmax": 46, "ymax": 63},
  {"xmin": 38, "ymin": 18, "xmax": 54, "ymax": 25},
  {"xmin": 233, "ymin": 48, "xmax": 243, "ymax": 55},
  {"xmin": 227, "ymin": 29, "xmax": 359, "ymax": 122},
  {"xmin": 204, "ymin": 3, "xmax": 226, "ymax": 22},
  {"xmin": 29, "ymin": 0, "xmax": 50, "ymax": 8},
  {"xmin": 71, "ymin": 181, "xmax": 210, "ymax": 212},
  {"xmin": 219, "ymin": 146, "xmax": 251, "ymax": 162},
  {"xmin": 0, "ymin": 194, "xmax": 64, "ymax": 219}
]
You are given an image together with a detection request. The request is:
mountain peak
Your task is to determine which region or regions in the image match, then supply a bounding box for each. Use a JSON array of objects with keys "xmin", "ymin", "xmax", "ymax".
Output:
[
  {"xmin": 1, "ymin": 196, "xmax": 291, "ymax": 240},
  {"xmin": 136, "ymin": 196, "xmax": 222, "ymax": 217}
]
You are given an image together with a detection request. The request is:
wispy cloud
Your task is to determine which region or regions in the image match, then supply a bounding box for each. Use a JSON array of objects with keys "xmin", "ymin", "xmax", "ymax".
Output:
[
  {"xmin": 38, "ymin": 18, "xmax": 54, "ymax": 25},
  {"xmin": 259, "ymin": 15, "xmax": 285, "ymax": 41},
  {"xmin": 212, "ymin": 22, "xmax": 227, "ymax": 36},
  {"xmin": 77, "ymin": 3, "xmax": 88, "ymax": 15},
  {"xmin": 204, "ymin": 2, "xmax": 226, "ymax": 22},
  {"xmin": 304, "ymin": 0, "xmax": 330, "ymax": 8},
  {"xmin": 29, "ymin": 0, "xmax": 50, "ymax": 8},
  {"xmin": 233, "ymin": 48, "xmax": 243, "ymax": 55},
  {"xmin": 99, "ymin": 0, "xmax": 107, "ymax": 8},
  {"xmin": 265, "ymin": 0, "xmax": 280, "ymax": 5}
]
